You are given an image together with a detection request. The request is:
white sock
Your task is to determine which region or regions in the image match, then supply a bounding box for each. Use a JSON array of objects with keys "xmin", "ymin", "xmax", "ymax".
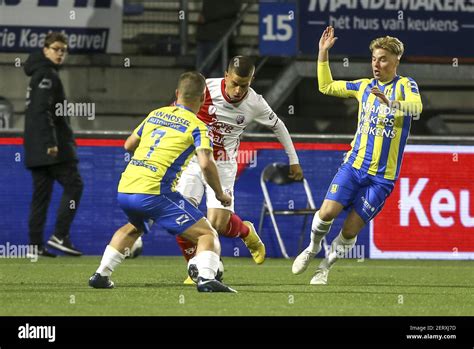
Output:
[
  {"xmin": 192, "ymin": 250, "xmax": 219, "ymax": 280},
  {"xmin": 320, "ymin": 231, "xmax": 357, "ymax": 270},
  {"xmin": 307, "ymin": 211, "xmax": 334, "ymax": 253},
  {"xmin": 96, "ymin": 245, "xmax": 125, "ymax": 277}
]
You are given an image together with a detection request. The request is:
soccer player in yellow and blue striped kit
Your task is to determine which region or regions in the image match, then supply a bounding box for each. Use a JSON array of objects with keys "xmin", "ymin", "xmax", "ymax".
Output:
[
  {"xmin": 89, "ymin": 72, "xmax": 236, "ymax": 292},
  {"xmin": 293, "ymin": 26, "xmax": 422, "ymax": 285}
]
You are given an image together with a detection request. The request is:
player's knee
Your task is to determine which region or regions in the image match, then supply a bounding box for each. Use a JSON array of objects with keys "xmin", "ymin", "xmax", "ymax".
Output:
[
  {"xmin": 341, "ymin": 228, "xmax": 358, "ymax": 240},
  {"xmin": 205, "ymin": 228, "xmax": 221, "ymax": 253},
  {"xmin": 318, "ymin": 208, "xmax": 335, "ymax": 221},
  {"xmin": 118, "ymin": 223, "xmax": 141, "ymax": 237},
  {"xmin": 203, "ymin": 226, "xmax": 219, "ymax": 239}
]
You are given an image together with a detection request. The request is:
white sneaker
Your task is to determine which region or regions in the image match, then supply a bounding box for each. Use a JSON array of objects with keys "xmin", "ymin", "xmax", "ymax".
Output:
[
  {"xmin": 292, "ymin": 249, "xmax": 317, "ymax": 275},
  {"xmin": 310, "ymin": 268, "xmax": 329, "ymax": 285}
]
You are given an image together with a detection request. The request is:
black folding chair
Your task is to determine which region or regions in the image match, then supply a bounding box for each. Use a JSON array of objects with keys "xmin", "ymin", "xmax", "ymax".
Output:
[
  {"xmin": 0, "ymin": 96, "xmax": 13, "ymax": 129},
  {"xmin": 257, "ymin": 163, "xmax": 322, "ymax": 258}
]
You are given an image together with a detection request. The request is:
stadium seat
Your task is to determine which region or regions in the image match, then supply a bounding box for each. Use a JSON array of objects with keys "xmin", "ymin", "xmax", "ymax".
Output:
[
  {"xmin": 123, "ymin": 3, "xmax": 144, "ymax": 16},
  {"xmin": 257, "ymin": 163, "xmax": 321, "ymax": 259}
]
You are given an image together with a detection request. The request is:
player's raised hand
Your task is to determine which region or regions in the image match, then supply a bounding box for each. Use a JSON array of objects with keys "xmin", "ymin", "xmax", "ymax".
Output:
[
  {"xmin": 319, "ymin": 26, "xmax": 338, "ymax": 51},
  {"xmin": 371, "ymin": 86, "xmax": 390, "ymax": 106},
  {"xmin": 288, "ymin": 164, "xmax": 304, "ymax": 181}
]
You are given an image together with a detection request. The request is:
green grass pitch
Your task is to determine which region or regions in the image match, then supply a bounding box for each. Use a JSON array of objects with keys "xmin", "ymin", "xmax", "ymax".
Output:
[{"xmin": 1, "ymin": 257, "xmax": 472, "ymax": 316}]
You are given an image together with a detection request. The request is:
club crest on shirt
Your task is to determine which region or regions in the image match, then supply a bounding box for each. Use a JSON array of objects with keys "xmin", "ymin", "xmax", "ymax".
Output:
[
  {"xmin": 236, "ymin": 115, "xmax": 245, "ymax": 125},
  {"xmin": 330, "ymin": 184, "xmax": 338, "ymax": 194},
  {"xmin": 208, "ymin": 105, "xmax": 217, "ymax": 115}
]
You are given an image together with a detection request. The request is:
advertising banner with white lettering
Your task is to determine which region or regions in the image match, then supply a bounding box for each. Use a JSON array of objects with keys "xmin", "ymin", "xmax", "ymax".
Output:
[
  {"xmin": 259, "ymin": 2, "xmax": 297, "ymax": 56},
  {"xmin": 0, "ymin": 0, "xmax": 123, "ymax": 53},
  {"xmin": 371, "ymin": 145, "xmax": 474, "ymax": 260},
  {"xmin": 299, "ymin": 0, "xmax": 474, "ymax": 57}
]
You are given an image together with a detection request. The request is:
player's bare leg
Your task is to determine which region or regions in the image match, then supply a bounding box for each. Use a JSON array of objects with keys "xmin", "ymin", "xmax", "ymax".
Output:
[
  {"xmin": 109, "ymin": 223, "xmax": 142, "ymax": 254},
  {"xmin": 180, "ymin": 217, "xmax": 236, "ymax": 292},
  {"xmin": 207, "ymin": 208, "xmax": 232, "ymax": 237},
  {"xmin": 176, "ymin": 210, "xmax": 227, "ymax": 284},
  {"xmin": 89, "ymin": 223, "xmax": 143, "ymax": 289},
  {"xmin": 292, "ymin": 199, "xmax": 343, "ymax": 274},
  {"xmin": 319, "ymin": 199, "xmax": 344, "ymax": 221},
  {"xmin": 180, "ymin": 218, "xmax": 221, "ymax": 255},
  {"xmin": 177, "ymin": 211, "xmax": 230, "ymax": 284},
  {"xmin": 208, "ymin": 208, "xmax": 266, "ymax": 264},
  {"xmin": 311, "ymin": 209, "xmax": 364, "ymax": 285}
]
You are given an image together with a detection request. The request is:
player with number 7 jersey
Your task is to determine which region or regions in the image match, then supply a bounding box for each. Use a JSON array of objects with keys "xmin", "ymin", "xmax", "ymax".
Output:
[
  {"xmin": 118, "ymin": 106, "xmax": 211, "ymax": 195},
  {"xmin": 89, "ymin": 72, "xmax": 236, "ymax": 293}
]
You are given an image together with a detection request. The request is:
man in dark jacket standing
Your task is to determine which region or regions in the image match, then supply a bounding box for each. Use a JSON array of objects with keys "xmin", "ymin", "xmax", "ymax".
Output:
[{"xmin": 24, "ymin": 32, "xmax": 83, "ymax": 257}]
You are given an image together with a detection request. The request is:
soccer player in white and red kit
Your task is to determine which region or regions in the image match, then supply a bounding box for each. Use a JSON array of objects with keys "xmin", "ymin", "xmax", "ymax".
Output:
[{"xmin": 176, "ymin": 56, "xmax": 303, "ymax": 280}]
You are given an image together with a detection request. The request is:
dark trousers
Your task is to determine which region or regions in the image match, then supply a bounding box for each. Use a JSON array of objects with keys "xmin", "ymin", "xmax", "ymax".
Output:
[{"xmin": 28, "ymin": 162, "xmax": 83, "ymax": 245}]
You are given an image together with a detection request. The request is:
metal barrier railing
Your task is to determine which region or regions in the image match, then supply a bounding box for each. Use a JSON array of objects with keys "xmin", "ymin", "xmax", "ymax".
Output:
[{"xmin": 2, "ymin": 129, "xmax": 474, "ymax": 145}]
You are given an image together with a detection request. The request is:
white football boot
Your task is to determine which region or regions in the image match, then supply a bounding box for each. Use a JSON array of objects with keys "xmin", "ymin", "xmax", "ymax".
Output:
[
  {"xmin": 310, "ymin": 267, "xmax": 329, "ymax": 285},
  {"xmin": 292, "ymin": 245, "xmax": 320, "ymax": 275}
]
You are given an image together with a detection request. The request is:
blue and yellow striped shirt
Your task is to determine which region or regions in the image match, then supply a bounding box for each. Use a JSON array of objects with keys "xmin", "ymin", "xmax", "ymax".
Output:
[
  {"xmin": 318, "ymin": 61, "xmax": 423, "ymax": 181},
  {"xmin": 118, "ymin": 104, "xmax": 213, "ymax": 195}
]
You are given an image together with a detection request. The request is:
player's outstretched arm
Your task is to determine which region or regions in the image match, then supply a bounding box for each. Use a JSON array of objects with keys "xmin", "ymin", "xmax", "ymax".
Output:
[
  {"xmin": 196, "ymin": 149, "xmax": 232, "ymax": 207},
  {"xmin": 124, "ymin": 134, "xmax": 140, "ymax": 152},
  {"xmin": 317, "ymin": 27, "xmax": 359, "ymax": 98},
  {"xmin": 270, "ymin": 120, "xmax": 303, "ymax": 180},
  {"xmin": 252, "ymin": 97, "xmax": 303, "ymax": 180}
]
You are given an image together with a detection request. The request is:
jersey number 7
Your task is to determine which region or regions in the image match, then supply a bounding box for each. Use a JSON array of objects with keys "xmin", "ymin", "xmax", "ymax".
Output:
[{"xmin": 146, "ymin": 129, "xmax": 166, "ymax": 159}]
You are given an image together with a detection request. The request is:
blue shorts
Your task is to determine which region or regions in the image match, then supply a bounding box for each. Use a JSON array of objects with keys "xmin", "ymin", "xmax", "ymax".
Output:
[
  {"xmin": 325, "ymin": 163, "xmax": 395, "ymax": 224},
  {"xmin": 117, "ymin": 191, "xmax": 204, "ymax": 235}
]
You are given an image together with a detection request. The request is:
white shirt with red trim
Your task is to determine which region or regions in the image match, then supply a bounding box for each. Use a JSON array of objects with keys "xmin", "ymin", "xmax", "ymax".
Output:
[{"xmin": 199, "ymin": 78, "xmax": 299, "ymax": 164}]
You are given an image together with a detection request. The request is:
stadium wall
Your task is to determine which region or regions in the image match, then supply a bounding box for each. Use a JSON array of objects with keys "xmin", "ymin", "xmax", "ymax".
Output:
[{"xmin": 0, "ymin": 137, "xmax": 473, "ymax": 260}]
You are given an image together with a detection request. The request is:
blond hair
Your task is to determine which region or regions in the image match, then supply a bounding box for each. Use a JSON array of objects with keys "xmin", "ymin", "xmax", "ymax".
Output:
[{"xmin": 370, "ymin": 36, "xmax": 404, "ymax": 60}]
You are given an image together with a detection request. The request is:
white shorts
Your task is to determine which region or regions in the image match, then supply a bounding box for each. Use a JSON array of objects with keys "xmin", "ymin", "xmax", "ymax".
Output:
[{"xmin": 176, "ymin": 156, "xmax": 237, "ymax": 212}]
